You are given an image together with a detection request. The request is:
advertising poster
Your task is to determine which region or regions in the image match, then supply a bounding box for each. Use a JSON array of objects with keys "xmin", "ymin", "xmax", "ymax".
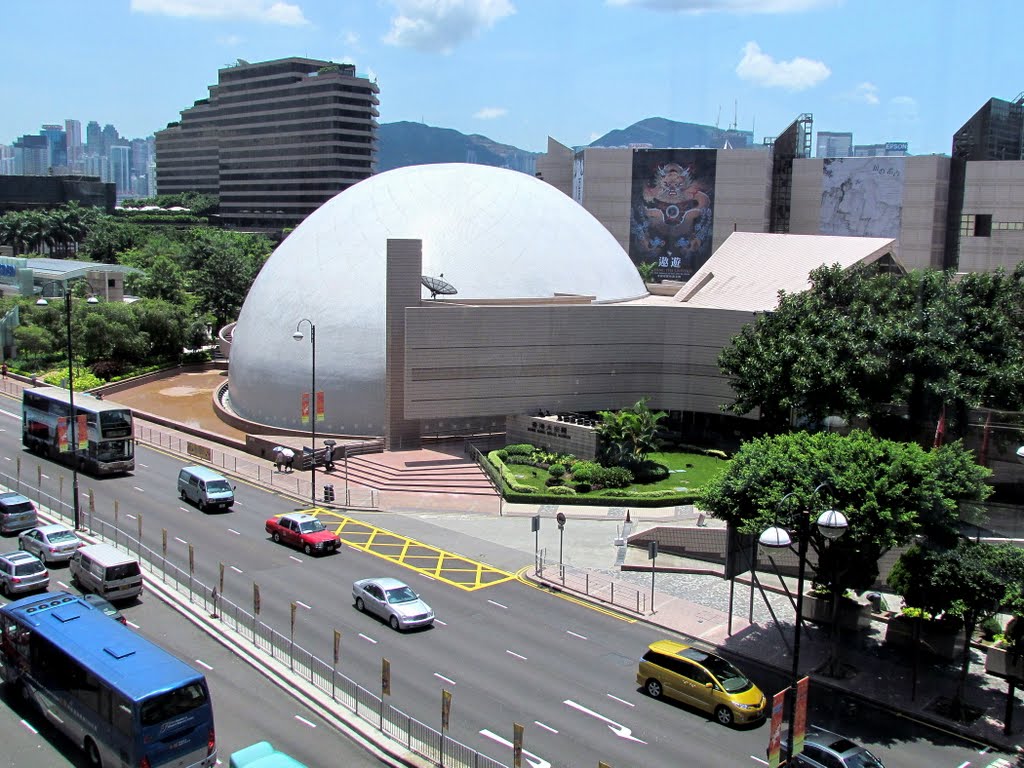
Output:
[
  {"xmin": 629, "ymin": 148, "xmax": 717, "ymax": 282},
  {"xmin": 300, "ymin": 392, "xmax": 310, "ymax": 424},
  {"xmin": 767, "ymin": 689, "xmax": 785, "ymax": 768},
  {"xmin": 820, "ymin": 156, "xmax": 905, "ymax": 238},
  {"xmin": 793, "ymin": 676, "xmax": 810, "ymax": 758},
  {"xmin": 572, "ymin": 151, "xmax": 585, "ymax": 205}
]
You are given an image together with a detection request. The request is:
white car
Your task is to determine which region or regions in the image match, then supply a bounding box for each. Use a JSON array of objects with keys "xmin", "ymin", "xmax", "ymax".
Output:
[
  {"xmin": 352, "ymin": 577, "xmax": 434, "ymax": 631},
  {"xmin": 18, "ymin": 524, "xmax": 84, "ymax": 565}
]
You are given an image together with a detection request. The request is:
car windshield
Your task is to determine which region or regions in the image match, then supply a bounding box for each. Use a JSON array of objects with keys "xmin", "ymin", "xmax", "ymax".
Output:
[
  {"xmin": 386, "ymin": 586, "xmax": 418, "ymax": 604},
  {"xmin": 699, "ymin": 653, "xmax": 752, "ymax": 693},
  {"xmin": 207, "ymin": 480, "xmax": 232, "ymax": 493},
  {"xmin": 844, "ymin": 749, "xmax": 885, "ymax": 768},
  {"xmin": 299, "ymin": 520, "xmax": 326, "ymax": 534},
  {"xmin": 14, "ymin": 561, "xmax": 44, "ymax": 576},
  {"xmin": 3, "ymin": 502, "xmax": 34, "ymax": 515},
  {"xmin": 47, "ymin": 531, "xmax": 78, "ymax": 544}
]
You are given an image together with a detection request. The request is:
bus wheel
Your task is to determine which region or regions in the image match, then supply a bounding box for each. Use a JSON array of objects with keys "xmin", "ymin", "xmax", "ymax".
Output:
[{"xmin": 84, "ymin": 737, "xmax": 102, "ymax": 767}]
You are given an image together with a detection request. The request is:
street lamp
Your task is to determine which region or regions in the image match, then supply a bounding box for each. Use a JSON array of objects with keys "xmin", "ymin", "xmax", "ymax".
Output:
[
  {"xmin": 292, "ymin": 319, "xmax": 317, "ymax": 504},
  {"xmin": 35, "ymin": 288, "xmax": 99, "ymax": 530},
  {"xmin": 759, "ymin": 483, "xmax": 848, "ymax": 765}
]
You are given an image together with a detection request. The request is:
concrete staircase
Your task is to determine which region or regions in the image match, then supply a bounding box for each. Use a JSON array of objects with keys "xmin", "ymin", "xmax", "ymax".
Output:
[{"xmin": 325, "ymin": 451, "xmax": 497, "ymax": 496}]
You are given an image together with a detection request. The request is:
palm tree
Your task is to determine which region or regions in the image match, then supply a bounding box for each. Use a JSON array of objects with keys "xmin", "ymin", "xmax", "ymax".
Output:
[
  {"xmin": 0, "ymin": 211, "xmax": 31, "ymax": 256},
  {"xmin": 596, "ymin": 398, "xmax": 667, "ymax": 466},
  {"xmin": 22, "ymin": 210, "xmax": 53, "ymax": 255}
]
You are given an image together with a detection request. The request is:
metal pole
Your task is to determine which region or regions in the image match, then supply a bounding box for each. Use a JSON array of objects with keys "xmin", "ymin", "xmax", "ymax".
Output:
[
  {"xmin": 65, "ymin": 292, "xmax": 81, "ymax": 531},
  {"xmin": 788, "ymin": 512, "xmax": 810, "ymax": 763},
  {"xmin": 344, "ymin": 445, "xmax": 349, "ymax": 506},
  {"xmin": 310, "ymin": 322, "xmax": 316, "ymax": 505}
]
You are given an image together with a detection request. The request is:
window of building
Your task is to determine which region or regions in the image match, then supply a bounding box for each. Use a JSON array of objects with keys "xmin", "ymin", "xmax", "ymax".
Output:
[
  {"xmin": 960, "ymin": 214, "xmax": 975, "ymax": 237},
  {"xmin": 975, "ymin": 214, "xmax": 992, "ymax": 237}
]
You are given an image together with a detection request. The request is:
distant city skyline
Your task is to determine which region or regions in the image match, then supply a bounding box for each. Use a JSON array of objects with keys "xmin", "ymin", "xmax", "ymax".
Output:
[{"xmin": 3, "ymin": 1, "xmax": 1021, "ymax": 157}]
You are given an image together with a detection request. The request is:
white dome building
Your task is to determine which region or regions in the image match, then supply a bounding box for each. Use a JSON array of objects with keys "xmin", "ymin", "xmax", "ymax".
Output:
[{"xmin": 228, "ymin": 163, "xmax": 647, "ymax": 435}]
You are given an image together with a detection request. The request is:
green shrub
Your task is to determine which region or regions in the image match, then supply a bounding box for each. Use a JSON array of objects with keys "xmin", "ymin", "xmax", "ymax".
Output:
[
  {"xmin": 506, "ymin": 455, "xmax": 534, "ymax": 466},
  {"xmin": 545, "ymin": 476, "xmax": 563, "ymax": 487},
  {"xmin": 573, "ymin": 482, "xmax": 592, "ymax": 494},
  {"xmin": 548, "ymin": 485, "xmax": 577, "ymax": 496},
  {"xmin": 570, "ymin": 461, "xmax": 601, "ymax": 483},
  {"xmin": 42, "ymin": 367, "xmax": 104, "ymax": 391},
  {"xmin": 548, "ymin": 463, "xmax": 566, "ymax": 479},
  {"xmin": 505, "ymin": 443, "xmax": 535, "ymax": 456},
  {"xmin": 602, "ymin": 466, "xmax": 634, "ymax": 489},
  {"xmin": 634, "ymin": 461, "xmax": 670, "ymax": 483},
  {"xmin": 980, "ymin": 615, "xmax": 1003, "ymax": 642},
  {"xmin": 495, "ymin": 449, "xmax": 509, "ymax": 462}
]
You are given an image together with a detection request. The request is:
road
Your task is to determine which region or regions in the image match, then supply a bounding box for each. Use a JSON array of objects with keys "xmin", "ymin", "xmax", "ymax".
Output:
[{"xmin": 0, "ymin": 397, "xmax": 1014, "ymax": 768}]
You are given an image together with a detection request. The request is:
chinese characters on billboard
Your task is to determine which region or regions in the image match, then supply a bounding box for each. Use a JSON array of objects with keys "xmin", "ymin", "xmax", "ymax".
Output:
[
  {"xmin": 820, "ymin": 156, "xmax": 905, "ymax": 238},
  {"xmin": 629, "ymin": 149, "xmax": 716, "ymax": 282}
]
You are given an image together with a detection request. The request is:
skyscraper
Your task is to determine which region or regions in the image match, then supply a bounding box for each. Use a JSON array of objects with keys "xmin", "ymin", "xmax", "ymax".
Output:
[
  {"xmin": 101, "ymin": 124, "xmax": 119, "ymax": 158},
  {"xmin": 40, "ymin": 125, "xmax": 67, "ymax": 170},
  {"xmin": 109, "ymin": 144, "xmax": 131, "ymax": 200},
  {"xmin": 155, "ymin": 57, "xmax": 379, "ymax": 231},
  {"xmin": 86, "ymin": 121, "xmax": 102, "ymax": 156},
  {"xmin": 816, "ymin": 131, "xmax": 853, "ymax": 158},
  {"xmin": 65, "ymin": 119, "xmax": 83, "ymax": 170}
]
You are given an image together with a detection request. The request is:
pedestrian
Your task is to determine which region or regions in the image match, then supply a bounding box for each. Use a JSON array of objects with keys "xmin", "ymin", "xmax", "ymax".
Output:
[
  {"xmin": 274, "ymin": 450, "xmax": 283, "ymax": 472},
  {"xmin": 1, "ymin": 361, "xmax": 7, "ymax": 379},
  {"xmin": 285, "ymin": 453, "xmax": 294, "ymax": 473}
]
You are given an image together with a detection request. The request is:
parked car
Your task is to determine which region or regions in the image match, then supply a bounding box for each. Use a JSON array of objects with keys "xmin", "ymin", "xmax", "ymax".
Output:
[
  {"xmin": 18, "ymin": 523, "xmax": 84, "ymax": 565},
  {"xmin": 352, "ymin": 577, "xmax": 434, "ymax": 631},
  {"xmin": 0, "ymin": 550, "xmax": 49, "ymax": 596},
  {"xmin": 82, "ymin": 593, "xmax": 128, "ymax": 625},
  {"xmin": 780, "ymin": 725, "xmax": 886, "ymax": 767},
  {"xmin": 265, "ymin": 512, "xmax": 340, "ymax": 556},
  {"xmin": 0, "ymin": 492, "xmax": 39, "ymax": 535},
  {"xmin": 637, "ymin": 639, "xmax": 766, "ymax": 726},
  {"xmin": 230, "ymin": 741, "xmax": 307, "ymax": 768}
]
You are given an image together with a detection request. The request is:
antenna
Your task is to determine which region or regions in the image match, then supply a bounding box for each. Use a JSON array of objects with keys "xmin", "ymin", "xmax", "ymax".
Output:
[
  {"xmin": 420, "ymin": 273, "xmax": 458, "ymax": 300},
  {"xmin": 716, "ymin": 106, "xmax": 721, "ymax": 129},
  {"xmin": 731, "ymin": 100, "xmax": 738, "ymax": 131}
]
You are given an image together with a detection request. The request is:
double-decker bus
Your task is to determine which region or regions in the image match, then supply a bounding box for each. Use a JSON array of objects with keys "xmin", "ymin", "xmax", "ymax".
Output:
[
  {"xmin": 0, "ymin": 591, "xmax": 217, "ymax": 768},
  {"xmin": 22, "ymin": 386, "xmax": 134, "ymax": 475}
]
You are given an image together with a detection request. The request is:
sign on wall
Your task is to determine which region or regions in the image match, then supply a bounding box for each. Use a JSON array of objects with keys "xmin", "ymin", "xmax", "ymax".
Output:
[
  {"xmin": 819, "ymin": 156, "xmax": 905, "ymax": 238},
  {"xmin": 629, "ymin": 149, "xmax": 717, "ymax": 282}
]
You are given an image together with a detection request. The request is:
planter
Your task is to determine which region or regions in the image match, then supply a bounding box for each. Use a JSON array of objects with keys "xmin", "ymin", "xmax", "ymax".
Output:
[
  {"xmin": 800, "ymin": 593, "xmax": 871, "ymax": 631},
  {"xmin": 884, "ymin": 615, "xmax": 965, "ymax": 661},
  {"xmin": 985, "ymin": 645, "xmax": 1024, "ymax": 681}
]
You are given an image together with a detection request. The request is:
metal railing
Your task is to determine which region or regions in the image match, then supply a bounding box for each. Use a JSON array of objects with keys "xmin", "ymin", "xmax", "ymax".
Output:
[
  {"xmin": 534, "ymin": 549, "xmax": 648, "ymax": 615},
  {"xmin": 0, "ymin": 470, "xmax": 505, "ymax": 768}
]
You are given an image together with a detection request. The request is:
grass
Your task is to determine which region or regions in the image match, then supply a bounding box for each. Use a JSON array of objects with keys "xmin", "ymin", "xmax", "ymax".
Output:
[{"xmin": 505, "ymin": 449, "xmax": 728, "ymax": 497}]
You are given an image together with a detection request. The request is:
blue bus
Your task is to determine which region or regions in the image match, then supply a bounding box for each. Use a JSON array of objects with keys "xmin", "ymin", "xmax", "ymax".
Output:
[{"xmin": 0, "ymin": 591, "xmax": 216, "ymax": 768}]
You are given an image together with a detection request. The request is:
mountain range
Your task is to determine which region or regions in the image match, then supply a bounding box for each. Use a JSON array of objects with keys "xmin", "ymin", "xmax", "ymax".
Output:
[{"xmin": 376, "ymin": 117, "xmax": 760, "ymax": 175}]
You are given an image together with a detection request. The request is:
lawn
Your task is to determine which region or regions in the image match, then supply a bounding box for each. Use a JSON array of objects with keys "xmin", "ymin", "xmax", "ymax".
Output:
[{"xmin": 504, "ymin": 450, "xmax": 728, "ymax": 497}]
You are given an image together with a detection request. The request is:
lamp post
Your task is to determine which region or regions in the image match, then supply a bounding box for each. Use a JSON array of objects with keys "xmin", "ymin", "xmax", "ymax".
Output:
[
  {"xmin": 35, "ymin": 287, "xmax": 98, "ymax": 530},
  {"xmin": 292, "ymin": 319, "xmax": 317, "ymax": 504},
  {"xmin": 759, "ymin": 483, "xmax": 848, "ymax": 765}
]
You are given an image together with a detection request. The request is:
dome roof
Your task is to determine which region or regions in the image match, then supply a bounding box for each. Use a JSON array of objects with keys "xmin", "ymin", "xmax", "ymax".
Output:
[{"xmin": 228, "ymin": 162, "xmax": 647, "ymax": 435}]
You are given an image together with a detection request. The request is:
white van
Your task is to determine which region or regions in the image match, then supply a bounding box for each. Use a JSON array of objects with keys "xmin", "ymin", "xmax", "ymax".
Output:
[
  {"xmin": 177, "ymin": 466, "xmax": 236, "ymax": 512},
  {"xmin": 69, "ymin": 543, "xmax": 143, "ymax": 601}
]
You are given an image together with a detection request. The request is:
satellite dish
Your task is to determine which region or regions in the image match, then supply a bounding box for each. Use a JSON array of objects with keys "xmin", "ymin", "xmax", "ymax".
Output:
[{"xmin": 420, "ymin": 273, "xmax": 458, "ymax": 300}]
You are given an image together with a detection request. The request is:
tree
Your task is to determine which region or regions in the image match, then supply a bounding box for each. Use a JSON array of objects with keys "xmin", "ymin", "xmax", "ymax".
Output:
[
  {"xmin": 82, "ymin": 216, "xmax": 148, "ymax": 263},
  {"xmin": 697, "ymin": 429, "xmax": 991, "ymax": 674},
  {"xmin": 13, "ymin": 324, "xmax": 57, "ymax": 361},
  {"xmin": 182, "ymin": 228, "xmax": 270, "ymax": 329},
  {"xmin": 596, "ymin": 398, "xmax": 667, "ymax": 467},
  {"xmin": 131, "ymin": 299, "xmax": 188, "ymax": 359}
]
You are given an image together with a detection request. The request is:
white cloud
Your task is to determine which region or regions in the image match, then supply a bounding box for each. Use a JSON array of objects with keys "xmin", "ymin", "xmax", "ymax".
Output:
[
  {"xmin": 852, "ymin": 82, "xmax": 879, "ymax": 105},
  {"xmin": 342, "ymin": 31, "xmax": 360, "ymax": 48},
  {"xmin": 130, "ymin": 0, "xmax": 309, "ymax": 25},
  {"xmin": 383, "ymin": 0, "xmax": 515, "ymax": 54},
  {"xmin": 474, "ymin": 107, "xmax": 507, "ymax": 119},
  {"xmin": 888, "ymin": 95, "xmax": 919, "ymax": 121},
  {"xmin": 606, "ymin": 0, "xmax": 837, "ymax": 13},
  {"xmin": 735, "ymin": 41, "xmax": 830, "ymax": 91}
]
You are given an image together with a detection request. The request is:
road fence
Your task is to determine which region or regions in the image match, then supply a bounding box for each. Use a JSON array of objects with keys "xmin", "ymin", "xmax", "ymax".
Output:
[
  {"xmin": 535, "ymin": 549, "xmax": 649, "ymax": 615},
  {"xmin": 0, "ymin": 469, "xmax": 506, "ymax": 768}
]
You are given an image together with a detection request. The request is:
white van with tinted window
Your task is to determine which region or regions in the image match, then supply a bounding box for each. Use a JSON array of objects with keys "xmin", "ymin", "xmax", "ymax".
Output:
[
  {"xmin": 178, "ymin": 466, "xmax": 235, "ymax": 512},
  {"xmin": 70, "ymin": 543, "xmax": 143, "ymax": 601}
]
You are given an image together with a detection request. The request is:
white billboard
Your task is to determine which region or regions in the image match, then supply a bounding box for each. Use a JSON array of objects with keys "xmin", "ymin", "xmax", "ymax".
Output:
[{"xmin": 820, "ymin": 157, "xmax": 905, "ymax": 238}]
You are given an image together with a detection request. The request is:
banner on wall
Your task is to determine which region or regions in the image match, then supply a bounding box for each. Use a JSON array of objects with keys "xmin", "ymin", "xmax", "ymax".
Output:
[
  {"xmin": 628, "ymin": 148, "xmax": 717, "ymax": 282},
  {"xmin": 572, "ymin": 151, "xmax": 585, "ymax": 205},
  {"xmin": 820, "ymin": 156, "xmax": 905, "ymax": 238}
]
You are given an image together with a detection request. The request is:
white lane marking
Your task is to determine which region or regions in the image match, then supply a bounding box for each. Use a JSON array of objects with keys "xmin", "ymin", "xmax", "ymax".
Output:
[
  {"xmin": 2, "ymin": 457, "xmax": 9, "ymax": 461},
  {"xmin": 566, "ymin": 630, "xmax": 587, "ymax": 640},
  {"xmin": 126, "ymin": 514, "xmax": 137, "ymax": 520},
  {"xmin": 57, "ymin": 580, "xmax": 68, "ymax": 589},
  {"xmin": 563, "ymin": 699, "xmax": 646, "ymax": 743},
  {"xmin": 138, "ymin": 463, "xmax": 149, "ymax": 468},
  {"xmin": 607, "ymin": 693, "xmax": 634, "ymax": 707},
  {"xmin": 294, "ymin": 715, "xmax": 317, "ymax": 728},
  {"xmin": 179, "ymin": 507, "xmax": 190, "ymax": 512},
  {"xmin": 435, "ymin": 619, "xmax": 448, "ymax": 627},
  {"xmin": 289, "ymin": 555, "xmax": 302, "ymax": 563},
  {"xmin": 434, "ymin": 672, "xmax": 456, "ymax": 685},
  {"xmin": 20, "ymin": 719, "xmax": 38, "ymax": 734},
  {"xmin": 506, "ymin": 649, "xmax": 527, "ymax": 661},
  {"xmin": 127, "ymin": 621, "xmax": 140, "ymax": 629},
  {"xmin": 133, "ymin": 486, "xmax": 145, "ymax": 493},
  {"xmin": 41, "ymin": 474, "xmax": 50, "ymax": 480},
  {"xmin": 359, "ymin": 633, "xmax": 378, "ymax": 644},
  {"xmin": 479, "ymin": 730, "xmax": 550, "ymax": 768},
  {"xmin": 0, "ymin": 407, "xmax": 15, "ymax": 418},
  {"xmin": 227, "ymin": 528, "xmax": 240, "ymax": 535},
  {"xmin": 419, "ymin": 573, "xmax": 435, "ymax": 581},
  {"xmin": 534, "ymin": 720, "xmax": 558, "ymax": 734},
  {"xmin": 296, "ymin": 600, "xmax": 312, "ymax": 610},
  {"xmin": 195, "ymin": 659, "xmax": 213, "ymax": 671},
  {"xmin": 230, "ymin": 565, "xmax": 243, "ymax": 574},
  {"xmin": 174, "ymin": 537, "xmax": 187, "ymax": 545},
  {"xmin": 751, "ymin": 758, "xmax": 769, "ymax": 766},
  {"xmin": 488, "ymin": 599, "xmax": 508, "ymax": 609}
]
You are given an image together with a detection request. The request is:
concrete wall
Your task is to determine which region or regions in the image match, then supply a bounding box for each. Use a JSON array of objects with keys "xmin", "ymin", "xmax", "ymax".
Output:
[
  {"xmin": 579, "ymin": 148, "xmax": 634, "ymax": 251},
  {"xmin": 711, "ymin": 150, "xmax": 773, "ymax": 248},
  {"xmin": 535, "ymin": 137, "xmax": 573, "ymax": 197},
  {"xmin": 958, "ymin": 160, "xmax": 1024, "ymax": 273},
  {"xmin": 505, "ymin": 414, "xmax": 599, "ymax": 459},
  {"xmin": 403, "ymin": 302, "xmax": 753, "ymax": 420},
  {"xmin": 385, "ymin": 239, "xmax": 422, "ymax": 451}
]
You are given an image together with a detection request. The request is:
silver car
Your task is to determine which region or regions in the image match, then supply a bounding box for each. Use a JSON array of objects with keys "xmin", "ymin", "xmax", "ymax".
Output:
[
  {"xmin": 0, "ymin": 551, "xmax": 49, "ymax": 596},
  {"xmin": 352, "ymin": 577, "xmax": 434, "ymax": 631},
  {"xmin": 19, "ymin": 524, "xmax": 84, "ymax": 565}
]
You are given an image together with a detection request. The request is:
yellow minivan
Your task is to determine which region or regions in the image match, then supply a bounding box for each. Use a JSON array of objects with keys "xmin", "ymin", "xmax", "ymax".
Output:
[{"xmin": 637, "ymin": 640, "xmax": 766, "ymax": 726}]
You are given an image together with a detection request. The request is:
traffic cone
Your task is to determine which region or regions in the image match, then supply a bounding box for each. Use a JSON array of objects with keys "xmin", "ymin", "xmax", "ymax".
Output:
[{"xmin": 625, "ymin": 509, "xmax": 631, "ymax": 523}]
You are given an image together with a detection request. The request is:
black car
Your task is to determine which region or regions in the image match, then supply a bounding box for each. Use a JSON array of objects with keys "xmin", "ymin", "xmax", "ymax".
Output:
[{"xmin": 780, "ymin": 726, "xmax": 885, "ymax": 768}]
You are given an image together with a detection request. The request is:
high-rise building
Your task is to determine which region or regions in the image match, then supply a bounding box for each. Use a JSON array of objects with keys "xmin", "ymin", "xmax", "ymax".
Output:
[
  {"xmin": 85, "ymin": 121, "xmax": 102, "ymax": 156},
  {"xmin": 13, "ymin": 135, "xmax": 49, "ymax": 175},
  {"xmin": 853, "ymin": 142, "xmax": 909, "ymax": 157},
  {"xmin": 155, "ymin": 57, "xmax": 379, "ymax": 231},
  {"xmin": 101, "ymin": 124, "xmax": 119, "ymax": 158},
  {"xmin": 65, "ymin": 119, "xmax": 83, "ymax": 170},
  {"xmin": 40, "ymin": 125, "xmax": 67, "ymax": 170},
  {"xmin": 109, "ymin": 144, "xmax": 131, "ymax": 200},
  {"xmin": 816, "ymin": 131, "xmax": 853, "ymax": 158}
]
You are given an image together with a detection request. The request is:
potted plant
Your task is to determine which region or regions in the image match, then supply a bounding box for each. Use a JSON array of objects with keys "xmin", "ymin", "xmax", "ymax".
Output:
[
  {"xmin": 801, "ymin": 585, "xmax": 870, "ymax": 631},
  {"xmin": 884, "ymin": 606, "xmax": 966, "ymax": 661},
  {"xmin": 986, "ymin": 616, "xmax": 1024, "ymax": 680}
]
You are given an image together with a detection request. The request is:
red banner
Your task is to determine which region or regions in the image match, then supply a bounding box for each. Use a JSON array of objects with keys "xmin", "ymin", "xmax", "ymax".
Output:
[
  {"xmin": 77, "ymin": 414, "xmax": 88, "ymax": 451},
  {"xmin": 57, "ymin": 417, "xmax": 69, "ymax": 453},
  {"xmin": 300, "ymin": 393, "xmax": 310, "ymax": 425},
  {"xmin": 767, "ymin": 689, "xmax": 785, "ymax": 768},
  {"xmin": 315, "ymin": 390, "xmax": 325, "ymax": 423},
  {"xmin": 793, "ymin": 676, "xmax": 810, "ymax": 759}
]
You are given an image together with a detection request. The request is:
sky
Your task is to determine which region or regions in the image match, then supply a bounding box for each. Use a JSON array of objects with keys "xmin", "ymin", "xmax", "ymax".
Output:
[{"xmin": 3, "ymin": 0, "xmax": 1022, "ymax": 155}]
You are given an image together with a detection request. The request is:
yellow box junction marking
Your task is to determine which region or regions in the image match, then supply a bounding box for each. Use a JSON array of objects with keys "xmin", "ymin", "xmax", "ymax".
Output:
[{"xmin": 294, "ymin": 508, "xmax": 516, "ymax": 592}]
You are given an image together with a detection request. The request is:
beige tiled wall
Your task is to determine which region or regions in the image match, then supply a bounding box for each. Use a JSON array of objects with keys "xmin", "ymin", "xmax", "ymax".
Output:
[{"xmin": 958, "ymin": 160, "xmax": 1024, "ymax": 273}]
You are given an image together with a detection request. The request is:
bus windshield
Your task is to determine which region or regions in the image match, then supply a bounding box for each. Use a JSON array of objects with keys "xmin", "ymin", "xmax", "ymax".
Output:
[
  {"xmin": 100, "ymin": 409, "xmax": 133, "ymax": 434},
  {"xmin": 140, "ymin": 682, "xmax": 210, "ymax": 725}
]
